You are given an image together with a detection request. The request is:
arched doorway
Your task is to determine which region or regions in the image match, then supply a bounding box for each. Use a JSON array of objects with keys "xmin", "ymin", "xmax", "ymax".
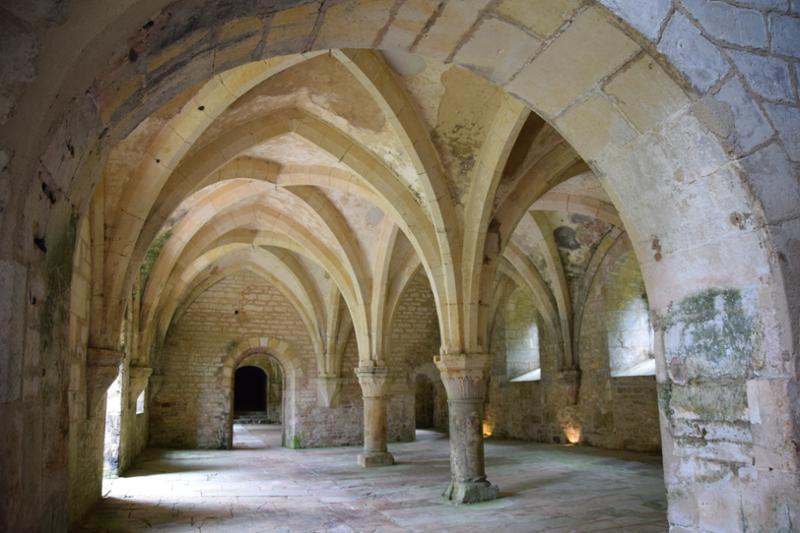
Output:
[
  {"xmin": 414, "ymin": 375, "xmax": 434, "ymax": 430},
  {"xmin": 226, "ymin": 347, "xmax": 288, "ymax": 449},
  {"xmin": 233, "ymin": 366, "xmax": 268, "ymax": 418}
]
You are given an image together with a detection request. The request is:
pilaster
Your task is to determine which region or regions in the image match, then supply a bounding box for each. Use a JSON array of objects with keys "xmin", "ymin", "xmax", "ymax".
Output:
[{"xmin": 86, "ymin": 348, "xmax": 123, "ymax": 417}]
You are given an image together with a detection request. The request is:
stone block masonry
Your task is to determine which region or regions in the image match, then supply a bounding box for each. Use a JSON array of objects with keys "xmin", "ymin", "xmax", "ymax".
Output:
[
  {"xmin": 486, "ymin": 234, "xmax": 660, "ymax": 453},
  {"xmin": 150, "ymin": 271, "xmax": 364, "ymax": 449}
]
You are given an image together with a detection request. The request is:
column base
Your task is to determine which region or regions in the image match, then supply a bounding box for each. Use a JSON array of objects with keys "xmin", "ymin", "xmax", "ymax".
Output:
[
  {"xmin": 357, "ymin": 451, "xmax": 395, "ymax": 467},
  {"xmin": 442, "ymin": 480, "xmax": 499, "ymax": 504}
]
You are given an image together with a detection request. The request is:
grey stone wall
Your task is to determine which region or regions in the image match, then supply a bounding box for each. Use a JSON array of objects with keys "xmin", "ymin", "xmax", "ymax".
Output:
[{"xmin": 388, "ymin": 270, "xmax": 449, "ymax": 437}]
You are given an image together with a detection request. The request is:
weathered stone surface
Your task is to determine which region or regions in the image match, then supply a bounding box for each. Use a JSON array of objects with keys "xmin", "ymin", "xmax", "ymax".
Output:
[
  {"xmin": 556, "ymin": 93, "xmax": 637, "ymax": 160},
  {"xmin": 740, "ymin": 142, "xmax": 800, "ymax": 223},
  {"xmin": 599, "ymin": 0, "xmax": 671, "ymax": 41},
  {"xmin": 769, "ymin": 12, "xmax": 800, "ymax": 57},
  {"xmin": 730, "ymin": 50, "xmax": 795, "ymax": 102},
  {"xmin": 442, "ymin": 398, "xmax": 498, "ymax": 503},
  {"xmin": 454, "ymin": 17, "xmax": 539, "ymax": 85},
  {"xmin": 0, "ymin": 17, "xmax": 37, "ymax": 124},
  {"xmin": 0, "ymin": 260, "xmax": 26, "ymax": 403},
  {"xmin": 711, "ymin": 77, "xmax": 774, "ymax": 152},
  {"xmin": 380, "ymin": 0, "xmax": 439, "ymax": 49},
  {"xmin": 658, "ymin": 13, "xmax": 730, "ymax": 93},
  {"xmin": 683, "ymin": 0, "xmax": 768, "ymax": 49},
  {"xmin": 314, "ymin": 0, "xmax": 394, "ymax": 50},
  {"xmin": 507, "ymin": 7, "xmax": 639, "ymax": 117},
  {"xmin": 663, "ymin": 288, "xmax": 756, "ymax": 380},
  {"xmin": 733, "ymin": 0, "xmax": 789, "ymax": 9},
  {"xmin": 764, "ymin": 102, "xmax": 800, "ymax": 161},
  {"xmin": 266, "ymin": 2, "xmax": 321, "ymax": 54},
  {"xmin": 414, "ymin": 0, "xmax": 491, "ymax": 60},
  {"xmin": 603, "ymin": 55, "xmax": 689, "ymax": 133},
  {"xmin": 669, "ymin": 382, "xmax": 748, "ymax": 422},
  {"xmin": 747, "ymin": 378, "xmax": 799, "ymax": 471},
  {"xmin": 494, "ymin": 0, "xmax": 581, "ymax": 38}
]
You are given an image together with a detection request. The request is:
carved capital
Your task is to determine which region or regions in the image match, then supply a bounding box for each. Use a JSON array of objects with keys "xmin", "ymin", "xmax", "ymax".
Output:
[
  {"xmin": 355, "ymin": 366, "xmax": 390, "ymax": 398},
  {"xmin": 317, "ymin": 374, "xmax": 341, "ymax": 407},
  {"xmin": 86, "ymin": 348, "xmax": 124, "ymax": 416},
  {"xmin": 128, "ymin": 366, "xmax": 153, "ymax": 406},
  {"xmin": 435, "ymin": 353, "xmax": 490, "ymax": 401}
]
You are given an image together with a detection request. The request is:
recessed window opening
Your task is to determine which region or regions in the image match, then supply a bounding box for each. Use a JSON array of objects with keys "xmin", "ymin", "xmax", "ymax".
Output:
[
  {"xmin": 505, "ymin": 288, "xmax": 541, "ymax": 382},
  {"xmin": 415, "ymin": 374, "xmax": 435, "ymax": 429},
  {"xmin": 135, "ymin": 389, "xmax": 146, "ymax": 415},
  {"xmin": 606, "ymin": 251, "xmax": 655, "ymax": 377},
  {"xmin": 102, "ymin": 365, "xmax": 123, "ymax": 491}
]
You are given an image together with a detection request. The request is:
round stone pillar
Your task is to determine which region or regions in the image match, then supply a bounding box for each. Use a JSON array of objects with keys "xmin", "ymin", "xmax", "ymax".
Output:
[
  {"xmin": 435, "ymin": 353, "xmax": 499, "ymax": 503},
  {"xmin": 355, "ymin": 366, "xmax": 395, "ymax": 467}
]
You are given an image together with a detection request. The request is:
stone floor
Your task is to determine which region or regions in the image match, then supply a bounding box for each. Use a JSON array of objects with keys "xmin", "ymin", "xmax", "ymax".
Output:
[{"xmin": 80, "ymin": 425, "xmax": 667, "ymax": 532}]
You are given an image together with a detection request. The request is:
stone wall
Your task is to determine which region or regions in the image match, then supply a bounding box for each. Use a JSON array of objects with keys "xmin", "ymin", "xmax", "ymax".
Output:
[
  {"xmin": 149, "ymin": 268, "xmax": 453, "ymax": 449},
  {"xmin": 66, "ymin": 217, "xmax": 105, "ymax": 525},
  {"xmin": 387, "ymin": 270, "xmax": 448, "ymax": 436},
  {"xmin": 486, "ymin": 295, "xmax": 560, "ymax": 442},
  {"xmin": 486, "ymin": 235, "xmax": 660, "ymax": 453},
  {"xmin": 117, "ymin": 361, "xmax": 150, "ymax": 473},
  {"xmin": 576, "ymin": 235, "xmax": 660, "ymax": 451},
  {"xmin": 1, "ymin": 2, "xmax": 798, "ymax": 530},
  {"xmin": 149, "ymin": 271, "xmax": 363, "ymax": 449},
  {"xmin": 603, "ymin": 243, "xmax": 653, "ymax": 375},
  {"xmin": 502, "ymin": 285, "xmax": 541, "ymax": 379},
  {"xmin": 66, "ymin": 215, "xmax": 153, "ymax": 525}
]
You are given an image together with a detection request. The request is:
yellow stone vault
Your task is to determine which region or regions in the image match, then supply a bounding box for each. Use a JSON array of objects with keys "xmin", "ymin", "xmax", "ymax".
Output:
[{"xmin": 0, "ymin": 1, "xmax": 798, "ymax": 531}]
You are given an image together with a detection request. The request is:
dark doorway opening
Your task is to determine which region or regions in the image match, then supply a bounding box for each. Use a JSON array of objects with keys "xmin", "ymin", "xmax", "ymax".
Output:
[
  {"xmin": 415, "ymin": 375, "xmax": 434, "ymax": 429},
  {"xmin": 234, "ymin": 366, "xmax": 267, "ymax": 413}
]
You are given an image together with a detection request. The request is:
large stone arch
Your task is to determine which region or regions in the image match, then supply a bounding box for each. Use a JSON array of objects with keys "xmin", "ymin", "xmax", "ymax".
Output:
[
  {"xmin": 1, "ymin": 1, "xmax": 797, "ymax": 530},
  {"xmin": 220, "ymin": 336, "xmax": 299, "ymax": 450}
]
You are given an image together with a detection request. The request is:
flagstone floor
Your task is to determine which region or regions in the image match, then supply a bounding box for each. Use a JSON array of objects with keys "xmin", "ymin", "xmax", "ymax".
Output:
[{"xmin": 79, "ymin": 425, "xmax": 667, "ymax": 532}]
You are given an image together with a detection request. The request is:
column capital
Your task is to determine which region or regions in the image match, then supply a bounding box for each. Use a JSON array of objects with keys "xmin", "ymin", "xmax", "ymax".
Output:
[
  {"xmin": 434, "ymin": 353, "xmax": 490, "ymax": 401},
  {"xmin": 355, "ymin": 366, "xmax": 390, "ymax": 398}
]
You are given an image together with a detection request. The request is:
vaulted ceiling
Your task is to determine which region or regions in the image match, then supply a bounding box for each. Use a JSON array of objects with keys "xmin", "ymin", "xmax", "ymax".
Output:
[{"xmin": 94, "ymin": 49, "xmax": 627, "ymax": 374}]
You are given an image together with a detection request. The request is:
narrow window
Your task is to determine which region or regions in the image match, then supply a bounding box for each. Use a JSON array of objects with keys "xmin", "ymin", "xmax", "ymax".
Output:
[{"xmin": 135, "ymin": 389, "xmax": 146, "ymax": 415}]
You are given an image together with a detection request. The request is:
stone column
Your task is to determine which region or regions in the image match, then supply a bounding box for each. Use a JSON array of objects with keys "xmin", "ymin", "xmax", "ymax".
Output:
[
  {"xmin": 435, "ymin": 353, "xmax": 499, "ymax": 503},
  {"xmin": 355, "ymin": 366, "xmax": 394, "ymax": 467}
]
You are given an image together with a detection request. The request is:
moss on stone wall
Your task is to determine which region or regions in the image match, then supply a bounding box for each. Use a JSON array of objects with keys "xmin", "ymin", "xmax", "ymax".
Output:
[
  {"xmin": 657, "ymin": 382, "xmax": 674, "ymax": 421},
  {"xmin": 664, "ymin": 288, "xmax": 755, "ymax": 379},
  {"xmin": 139, "ymin": 229, "xmax": 172, "ymax": 290},
  {"xmin": 41, "ymin": 210, "xmax": 79, "ymax": 349},
  {"xmin": 290, "ymin": 433, "xmax": 303, "ymax": 449}
]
